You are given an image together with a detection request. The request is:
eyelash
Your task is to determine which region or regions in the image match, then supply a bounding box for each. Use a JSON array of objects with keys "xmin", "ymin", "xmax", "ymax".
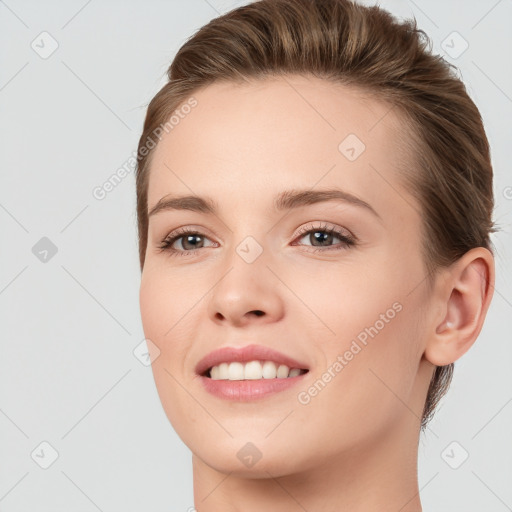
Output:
[{"xmin": 157, "ymin": 222, "xmax": 356, "ymax": 257}]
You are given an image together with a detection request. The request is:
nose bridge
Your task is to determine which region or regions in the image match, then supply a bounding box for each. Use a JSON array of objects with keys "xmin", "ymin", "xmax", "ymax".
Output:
[
  {"xmin": 220, "ymin": 211, "xmax": 273, "ymax": 273},
  {"xmin": 207, "ymin": 231, "xmax": 284, "ymax": 324}
]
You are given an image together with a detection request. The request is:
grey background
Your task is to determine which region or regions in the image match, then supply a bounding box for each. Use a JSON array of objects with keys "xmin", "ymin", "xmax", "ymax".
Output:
[{"xmin": 0, "ymin": 0, "xmax": 511, "ymax": 510}]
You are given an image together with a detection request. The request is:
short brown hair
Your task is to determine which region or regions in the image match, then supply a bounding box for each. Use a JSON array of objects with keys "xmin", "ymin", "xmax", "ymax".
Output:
[{"xmin": 135, "ymin": 0, "xmax": 496, "ymax": 430}]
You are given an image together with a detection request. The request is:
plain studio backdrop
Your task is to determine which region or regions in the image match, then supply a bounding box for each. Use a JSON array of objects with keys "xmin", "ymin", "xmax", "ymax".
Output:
[{"xmin": 0, "ymin": 0, "xmax": 511, "ymax": 510}]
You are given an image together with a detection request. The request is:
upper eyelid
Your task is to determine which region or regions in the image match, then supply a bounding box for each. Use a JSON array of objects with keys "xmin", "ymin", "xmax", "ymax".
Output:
[
  {"xmin": 295, "ymin": 222, "xmax": 354, "ymax": 238},
  {"xmin": 164, "ymin": 222, "xmax": 348, "ymax": 238}
]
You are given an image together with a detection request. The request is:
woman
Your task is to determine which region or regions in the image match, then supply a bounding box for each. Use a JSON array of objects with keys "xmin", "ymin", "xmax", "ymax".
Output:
[{"xmin": 136, "ymin": 0, "xmax": 496, "ymax": 509}]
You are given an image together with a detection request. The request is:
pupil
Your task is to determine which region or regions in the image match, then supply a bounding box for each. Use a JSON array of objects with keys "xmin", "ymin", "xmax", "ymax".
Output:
[
  {"xmin": 313, "ymin": 231, "xmax": 331, "ymax": 246},
  {"xmin": 184, "ymin": 234, "xmax": 202, "ymax": 250}
]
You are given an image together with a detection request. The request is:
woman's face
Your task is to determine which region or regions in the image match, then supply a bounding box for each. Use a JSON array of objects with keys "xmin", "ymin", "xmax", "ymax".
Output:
[{"xmin": 139, "ymin": 75, "xmax": 436, "ymax": 476}]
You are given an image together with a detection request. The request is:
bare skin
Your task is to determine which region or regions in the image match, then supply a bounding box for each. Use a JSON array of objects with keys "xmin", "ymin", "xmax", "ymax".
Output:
[{"xmin": 139, "ymin": 74, "xmax": 494, "ymax": 511}]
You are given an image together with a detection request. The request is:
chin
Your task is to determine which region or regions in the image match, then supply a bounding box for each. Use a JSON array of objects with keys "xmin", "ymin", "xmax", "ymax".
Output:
[{"xmin": 195, "ymin": 447, "xmax": 305, "ymax": 478}]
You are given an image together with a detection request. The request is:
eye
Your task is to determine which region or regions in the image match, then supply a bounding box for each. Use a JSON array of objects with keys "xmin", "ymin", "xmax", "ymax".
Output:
[
  {"xmin": 157, "ymin": 222, "xmax": 356, "ymax": 258},
  {"xmin": 157, "ymin": 227, "xmax": 216, "ymax": 257},
  {"xmin": 292, "ymin": 222, "xmax": 356, "ymax": 252}
]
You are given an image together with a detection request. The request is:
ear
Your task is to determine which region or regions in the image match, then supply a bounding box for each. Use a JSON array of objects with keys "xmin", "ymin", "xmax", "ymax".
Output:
[{"xmin": 424, "ymin": 247, "xmax": 495, "ymax": 366}]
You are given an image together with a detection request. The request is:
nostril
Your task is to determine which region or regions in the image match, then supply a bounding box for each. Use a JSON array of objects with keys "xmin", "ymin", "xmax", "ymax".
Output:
[{"xmin": 251, "ymin": 310, "xmax": 264, "ymax": 316}]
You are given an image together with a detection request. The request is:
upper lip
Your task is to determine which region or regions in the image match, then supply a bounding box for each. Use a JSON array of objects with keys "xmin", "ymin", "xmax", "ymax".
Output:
[{"xmin": 195, "ymin": 344, "xmax": 310, "ymax": 376}]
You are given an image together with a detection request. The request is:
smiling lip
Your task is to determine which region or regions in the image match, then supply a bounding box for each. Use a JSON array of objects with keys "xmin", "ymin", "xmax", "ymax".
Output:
[
  {"xmin": 194, "ymin": 344, "xmax": 309, "ymax": 376},
  {"xmin": 195, "ymin": 344, "xmax": 310, "ymax": 401}
]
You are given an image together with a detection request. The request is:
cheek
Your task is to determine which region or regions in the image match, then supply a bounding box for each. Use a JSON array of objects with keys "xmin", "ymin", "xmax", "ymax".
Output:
[
  {"xmin": 139, "ymin": 268, "xmax": 196, "ymax": 345},
  {"xmin": 139, "ymin": 272, "xmax": 189, "ymax": 378},
  {"xmin": 296, "ymin": 312, "xmax": 422, "ymax": 455},
  {"xmin": 335, "ymin": 298, "xmax": 424, "ymax": 420},
  {"xmin": 139, "ymin": 265, "xmax": 210, "ymax": 373},
  {"xmin": 139, "ymin": 276, "xmax": 163, "ymax": 340},
  {"xmin": 284, "ymin": 258, "xmax": 402, "ymax": 344},
  {"xmin": 139, "ymin": 273, "xmax": 200, "ymax": 437},
  {"xmin": 292, "ymin": 260, "xmax": 424, "ymax": 419}
]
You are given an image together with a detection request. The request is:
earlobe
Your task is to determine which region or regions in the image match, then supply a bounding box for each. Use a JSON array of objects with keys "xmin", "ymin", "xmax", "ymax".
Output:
[{"xmin": 424, "ymin": 247, "xmax": 495, "ymax": 367}]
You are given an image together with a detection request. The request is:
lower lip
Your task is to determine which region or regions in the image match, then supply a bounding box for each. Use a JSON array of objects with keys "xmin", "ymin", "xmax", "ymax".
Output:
[{"xmin": 199, "ymin": 373, "xmax": 308, "ymax": 401}]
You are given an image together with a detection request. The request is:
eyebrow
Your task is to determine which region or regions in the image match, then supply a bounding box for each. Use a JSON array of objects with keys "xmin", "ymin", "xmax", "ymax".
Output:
[{"xmin": 148, "ymin": 188, "xmax": 381, "ymax": 220}]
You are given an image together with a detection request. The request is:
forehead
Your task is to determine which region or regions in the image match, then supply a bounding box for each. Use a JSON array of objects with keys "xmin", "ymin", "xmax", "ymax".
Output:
[{"xmin": 147, "ymin": 75, "xmax": 416, "ymax": 221}]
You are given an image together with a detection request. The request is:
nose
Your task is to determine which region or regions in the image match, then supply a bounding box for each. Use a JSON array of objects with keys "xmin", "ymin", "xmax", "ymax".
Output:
[{"xmin": 207, "ymin": 261, "xmax": 285, "ymax": 327}]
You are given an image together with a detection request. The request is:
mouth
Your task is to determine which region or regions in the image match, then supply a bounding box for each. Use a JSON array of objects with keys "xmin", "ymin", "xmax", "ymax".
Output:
[
  {"xmin": 195, "ymin": 344, "xmax": 310, "ymax": 400},
  {"xmin": 195, "ymin": 343, "xmax": 310, "ymax": 379}
]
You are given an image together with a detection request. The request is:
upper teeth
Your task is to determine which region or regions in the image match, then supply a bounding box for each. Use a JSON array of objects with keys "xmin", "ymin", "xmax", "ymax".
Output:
[{"xmin": 209, "ymin": 360, "xmax": 304, "ymax": 380}]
